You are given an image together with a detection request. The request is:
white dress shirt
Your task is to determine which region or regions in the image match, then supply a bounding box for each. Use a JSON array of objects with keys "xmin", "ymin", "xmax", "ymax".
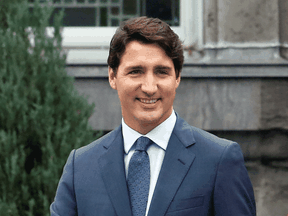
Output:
[{"xmin": 122, "ymin": 110, "xmax": 177, "ymax": 216}]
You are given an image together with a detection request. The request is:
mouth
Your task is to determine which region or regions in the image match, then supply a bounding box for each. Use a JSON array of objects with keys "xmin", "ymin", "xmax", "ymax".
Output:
[{"xmin": 137, "ymin": 98, "xmax": 160, "ymax": 104}]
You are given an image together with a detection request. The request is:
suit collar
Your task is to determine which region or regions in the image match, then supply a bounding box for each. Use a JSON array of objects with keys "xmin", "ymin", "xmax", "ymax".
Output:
[
  {"xmin": 147, "ymin": 115, "xmax": 196, "ymax": 216},
  {"xmin": 99, "ymin": 125, "xmax": 133, "ymax": 216},
  {"xmin": 173, "ymin": 113, "xmax": 196, "ymax": 147}
]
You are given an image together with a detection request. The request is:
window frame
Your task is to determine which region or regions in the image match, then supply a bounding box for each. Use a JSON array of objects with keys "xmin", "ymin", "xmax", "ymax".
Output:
[{"xmin": 45, "ymin": 0, "xmax": 203, "ymax": 64}]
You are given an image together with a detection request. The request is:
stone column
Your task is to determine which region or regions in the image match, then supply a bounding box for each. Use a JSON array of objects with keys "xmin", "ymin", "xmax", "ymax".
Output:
[
  {"xmin": 279, "ymin": 0, "xmax": 288, "ymax": 60},
  {"xmin": 203, "ymin": 0, "xmax": 287, "ymax": 61},
  {"xmin": 203, "ymin": 0, "xmax": 218, "ymax": 47}
]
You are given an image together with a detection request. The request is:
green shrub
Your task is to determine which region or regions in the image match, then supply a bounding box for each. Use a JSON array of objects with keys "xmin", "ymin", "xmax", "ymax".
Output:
[{"xmin": 0, "ymin": 1, "xmax": 101, "ymax": 215}]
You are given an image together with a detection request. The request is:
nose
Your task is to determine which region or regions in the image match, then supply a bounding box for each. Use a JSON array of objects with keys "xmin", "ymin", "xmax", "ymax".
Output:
[{"xmin": 141, "ymin": 73, "xmax": 157, "ymax": 96}]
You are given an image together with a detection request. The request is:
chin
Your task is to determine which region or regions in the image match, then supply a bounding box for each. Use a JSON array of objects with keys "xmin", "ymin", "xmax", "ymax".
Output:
[{"xmin": 134, "ymin": 112, "xmax": 163, "ymax": 125}]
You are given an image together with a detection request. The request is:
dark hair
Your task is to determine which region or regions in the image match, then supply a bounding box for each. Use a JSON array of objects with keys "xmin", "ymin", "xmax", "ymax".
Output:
[{"xmin": 107, "ymin": 16, "xmax": 184, "ymax": 78}]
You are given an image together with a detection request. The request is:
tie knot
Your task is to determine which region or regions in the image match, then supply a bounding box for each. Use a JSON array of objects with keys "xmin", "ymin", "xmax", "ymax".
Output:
[{"xmin": 135, "ymin": 136, "xmax": 151, "ymax": 151}]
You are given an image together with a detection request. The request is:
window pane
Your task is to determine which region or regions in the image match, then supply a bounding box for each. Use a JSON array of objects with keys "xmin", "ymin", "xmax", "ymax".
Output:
[
  {"xmin": 146, "ymin": 0, "xmax": 171, "ymax": 20},
  {"xmin": 111, "ymin": 7, "xmax": 119, "ymax": 15},
  {"xmin": 100, "ymin": 7, "xmax": 107, "ymax": 26},
  {"xmin": 174, "ymin": 0, "xmax": 180, "ymax": 25},
  {"xmin": 49, "ymin": 8, "xmax": 96, "ymax": 26},
  {"xmin": 111, "ymin": 19, "xmax": 119, "ymax": 26},
  {"xmin": 123, "ymin": 0, "xmax": 137, "ymax": 15}
]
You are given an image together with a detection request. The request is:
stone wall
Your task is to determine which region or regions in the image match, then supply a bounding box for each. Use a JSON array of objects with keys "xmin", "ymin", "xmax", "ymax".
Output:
[{"xmin": 71, "ymin": 68, "xmax": 288, "ymax": 160}]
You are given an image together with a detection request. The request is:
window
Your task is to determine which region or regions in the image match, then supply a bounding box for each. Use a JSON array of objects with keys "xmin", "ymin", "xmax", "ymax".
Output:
[
  {"xmin": 32, "ymin": 0, "xmax": 180, "ymax": 27},
  {"xmin": 31, "ymin": 0, "xmax": 202, "ymax": 63}
]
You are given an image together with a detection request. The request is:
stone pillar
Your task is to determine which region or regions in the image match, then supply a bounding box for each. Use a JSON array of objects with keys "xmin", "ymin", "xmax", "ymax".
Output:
[
  {"xmin": 203, "ymin": 0, "xmax": 218, "ymax": 47},
  {"xmin": 203, "ymin": 0, "xmax": 287, "ymax": 61},
  {"xmin": 279, "ymin": 0, "xmax": 288, "ymax": 60},
  {"xmin": 217, "ymin": 0, "xmax": 278, "ymax": 44}
]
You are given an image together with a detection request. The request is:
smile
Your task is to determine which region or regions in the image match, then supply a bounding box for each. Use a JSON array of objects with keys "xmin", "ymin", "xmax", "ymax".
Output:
[{"xmin": 138, "ymin": 98, "xmax": 159, "ymax": 104}]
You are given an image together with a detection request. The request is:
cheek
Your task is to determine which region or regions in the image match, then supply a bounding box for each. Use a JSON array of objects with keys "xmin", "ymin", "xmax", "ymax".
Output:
[
  {"xmin": 118, "ymin": 85, "xmax": 135, "ymax": 100},
  {"xmin": 122, "ymin": 79, "xmax": 137, "ymax": 94},
  {"xmin": 162, "ymin": 83, "xmax": 178, "ymax": 96},
  {"xmin": 124, "ymin": 88, "xmax": 135, "ymax": 97}
]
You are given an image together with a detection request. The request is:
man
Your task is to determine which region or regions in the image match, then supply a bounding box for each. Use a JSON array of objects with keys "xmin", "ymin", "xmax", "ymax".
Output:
[{"xmin": 50, "ymin": 17, "xmax": 256, "ymax": 216}]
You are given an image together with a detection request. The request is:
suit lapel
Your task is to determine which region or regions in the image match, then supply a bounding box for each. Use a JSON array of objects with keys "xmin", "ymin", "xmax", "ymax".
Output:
[
  {"xmin": 99, "ymin": 126, "xmax": 132, "ymax": 216},
  {"xmin": 148, "ymin": 117, "xmax": 196, "ymax": 216}
]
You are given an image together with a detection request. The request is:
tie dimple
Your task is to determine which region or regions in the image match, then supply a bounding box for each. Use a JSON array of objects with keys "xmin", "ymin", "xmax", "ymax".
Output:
[
  {"xmin": 127, "ymin": 136, "xmax": 152, "ymax": 216},
  {"xmin": 135, "ymin": 136, "xmax": 151, "ymax": 151}
]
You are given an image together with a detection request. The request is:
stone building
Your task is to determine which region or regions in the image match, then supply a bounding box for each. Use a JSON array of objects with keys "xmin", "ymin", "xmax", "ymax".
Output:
[{"xmin": 44, "ymin": 0, "xmax": 288, "ymax": 215}]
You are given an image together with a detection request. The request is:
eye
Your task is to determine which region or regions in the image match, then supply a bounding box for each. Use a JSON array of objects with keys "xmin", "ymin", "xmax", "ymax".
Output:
[
  {"xmin": 156, "ymin": 70, "xmax": 168, "ymax": 75},
  {"xmin": 129, "ymin": 70, "xmax": 142, "ymax": 74}
]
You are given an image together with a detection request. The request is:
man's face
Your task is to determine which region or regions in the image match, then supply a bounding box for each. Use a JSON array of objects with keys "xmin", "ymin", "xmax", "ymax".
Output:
[{"xmin": 109, "ymin": 40, "xmax": 180, "ymax": 134}]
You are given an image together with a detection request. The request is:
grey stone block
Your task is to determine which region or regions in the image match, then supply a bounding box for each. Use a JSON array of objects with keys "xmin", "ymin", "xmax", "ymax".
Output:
[
  {"xmin": 73, "ymin": 78, "xmax": 122, "ymax": 130},
  {"xmin": 212, "ymin": 130, "xmax": 288, "ymax": 159},
  {"xmin": 174, "ymin": 78, "xmax": 261, "ymax": 130},
  {"xmin": 217, "ymin": 0, "xmax": 278, "ymax": 43},
  {"xmin": 215, "ymin": 48, "xmax": 281, "ymax": 62},
  {"xmin": 246, "ymin": 161, "xmax": 288, "ymax": 216},
  {"xmin": 261, "ymin": 79, "xmax": 288, "ymax": 130},
  {"xmin": 261, "ymin": 130, "xmax": 288, "ymax": 158},
  {"xmin": 211, "ymin": 131, "xmax": 262, "ymax": 159},
  {"xmin": 279, "ymin": 0, "xmax": 288, "ymax": 60}
]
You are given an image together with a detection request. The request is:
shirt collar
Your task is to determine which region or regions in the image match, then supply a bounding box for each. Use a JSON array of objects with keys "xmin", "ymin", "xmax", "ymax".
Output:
[{"xmin": 122, "ymin": 110, "xmax": 177, "ymax": 154}]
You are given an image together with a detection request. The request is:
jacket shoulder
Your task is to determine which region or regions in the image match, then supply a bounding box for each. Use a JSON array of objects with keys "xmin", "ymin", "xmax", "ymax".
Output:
[
  {"xmin": 74, "ymin": 125, "xmax": 122, "ymax": 160},
  {"xmin": 192, "ymin": 126, "xmax": 234, "ymax": 147},
  {"xmin": 174, "ymin": 116, "xmax": 236, "ymax": 152}
]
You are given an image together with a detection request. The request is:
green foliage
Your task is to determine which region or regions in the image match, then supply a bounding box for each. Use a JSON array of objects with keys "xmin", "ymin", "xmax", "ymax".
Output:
[{"xmin": 0, "ymin": 1, "xmax": 101, "ymax": 215}]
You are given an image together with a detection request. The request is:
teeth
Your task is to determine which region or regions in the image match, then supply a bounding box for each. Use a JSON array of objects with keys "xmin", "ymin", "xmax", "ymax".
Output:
[{"xmin": 141, "ymin": 99, "xmax": 157, "ymax": 104}]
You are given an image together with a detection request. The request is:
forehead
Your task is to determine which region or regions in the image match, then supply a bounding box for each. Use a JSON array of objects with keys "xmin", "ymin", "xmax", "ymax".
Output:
[{"xmin": 119, "ymin": 40, "xmax": 173, "ymax": 67}]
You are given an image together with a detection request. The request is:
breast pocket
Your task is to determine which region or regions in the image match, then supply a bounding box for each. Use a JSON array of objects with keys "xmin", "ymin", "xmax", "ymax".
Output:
[{"xmin": 167, "ymin": 195, "xmax": 204, "ymax": 213}]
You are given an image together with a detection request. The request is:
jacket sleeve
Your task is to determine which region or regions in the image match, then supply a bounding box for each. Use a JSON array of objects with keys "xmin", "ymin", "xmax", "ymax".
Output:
[
  {"xmin": 50, "ymin": 150, "xmax": 77, "ymax": 216},
  {"xmin": 213, "ymin": 142, "xmax": 256, "ymax": 216}
]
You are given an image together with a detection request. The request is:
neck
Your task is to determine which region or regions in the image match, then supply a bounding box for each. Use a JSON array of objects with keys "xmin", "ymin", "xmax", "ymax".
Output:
[
  {"xmin": 133, "ymin": 123, "xmax": 158, "ymax": 135},
  {"xmin": 123, "ymin": 111, "xmax": 173, "ymax": 135}
]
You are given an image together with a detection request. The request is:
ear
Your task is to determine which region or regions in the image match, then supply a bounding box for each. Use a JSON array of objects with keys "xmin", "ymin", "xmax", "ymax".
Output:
[
  {"xmin": 175, "ymin": 72, "xmax": 181, "ymax": 88},
  {"xmin": 108, "ymin": 67, "xmax": 117, "ymax": 90}
]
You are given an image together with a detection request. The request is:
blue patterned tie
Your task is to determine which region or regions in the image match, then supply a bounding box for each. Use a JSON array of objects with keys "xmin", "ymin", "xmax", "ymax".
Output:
[{"xmin": 127, "ymin": 136, "xmax": 152, "ymax": 216}]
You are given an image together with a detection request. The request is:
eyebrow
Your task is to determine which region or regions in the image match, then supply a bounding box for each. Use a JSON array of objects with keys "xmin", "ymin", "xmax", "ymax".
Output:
[
  {"xmin": 154, "ymin": 65, "xmax": 172, "ymax": 71},
  {"xmin": 125, "ymin": 65, "xmax": 172, "ymax": 71},
  {"xmin": 125, "ymin": 66, "xmax": 144, "ymax": 71}
]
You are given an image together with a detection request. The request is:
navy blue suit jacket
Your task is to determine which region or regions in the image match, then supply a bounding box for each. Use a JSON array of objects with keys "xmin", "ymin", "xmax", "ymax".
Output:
[{"xmin": 50, "ymin": 115, "xmax": 256, "ymax": 216}]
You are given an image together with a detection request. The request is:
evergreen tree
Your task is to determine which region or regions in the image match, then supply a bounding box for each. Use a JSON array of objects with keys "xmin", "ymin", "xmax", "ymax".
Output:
[{"xmin": 0, "ymin": 1, "xmax": 101, "ymax": 215}]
